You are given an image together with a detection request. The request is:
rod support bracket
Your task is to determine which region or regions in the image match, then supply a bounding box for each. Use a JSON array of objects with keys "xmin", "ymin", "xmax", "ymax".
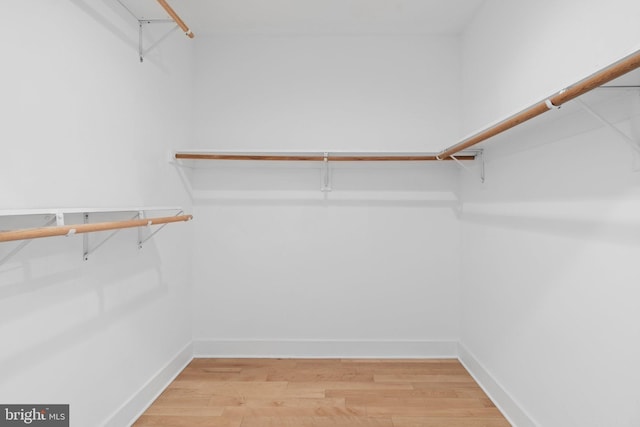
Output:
[
  {"xmin": 451, "ymin": 150, "xmax": 485, "ymax": 183},
  {"xmin": 83, "ymin": 213, "xmax": 89, "ymax": 260},
  {"xmin": 56, "ymin": 212, "xmax": 65, "ymax": 226},
  {"xmin": 321, "ymin": 152, "xmax": 332, "ymax": 192},
  {"xmin": 545, "ymin": 99, "xmax": 561, "ymax": 110},
  {"xmin": 137, "ymin": 19, "xmax": 179, "ymax": 63}
]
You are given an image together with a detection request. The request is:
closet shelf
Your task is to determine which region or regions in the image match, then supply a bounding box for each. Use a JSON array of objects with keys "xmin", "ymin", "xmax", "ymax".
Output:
[
  {"xmin": 175, "ymin": 50, "xmax": 640, "ymax": 166},
  {"xmin": 171, "ymin": 151, "xmax": 483, "ymax": 190},
  {"xmin": 438, "ymin": 49, "xmax": 640, "ymax": 158},
  {"xmin": 173, "ymin": 152, "xmax": 478, "ymax": 162},
  {"xmin": 0, "ymin": 206, "xmax": 184, "ymax": 217},
  {"xmin": 0, "ymin": 214, "xmax": 192, "ymax": 244},
  {"xmin": 0, "ymin": 208, "xmax": 193, "ymax": 264},
  {"xmin": 171, "ymin": 51, "xmax": 640, "ymax": 186}
]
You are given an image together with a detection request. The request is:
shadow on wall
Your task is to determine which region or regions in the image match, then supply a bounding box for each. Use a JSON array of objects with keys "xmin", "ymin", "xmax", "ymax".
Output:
[
  {"xmin": 179, "ymin": 160, "xmax": 465, "ymax": 208},
  {"xmin": 458, "ymin": 109, "xmax": 640, "ymax": 366},
  {"xmin": 460, "ymin": 209, "xmax": 640, "ymax": 247},
  {"xmin": 0, "ymin": 230, "xmax": 168, "ymax": 384},
  {"xmin": 68, "ymin": 0, "xmax": 137, "ymax": 50}
]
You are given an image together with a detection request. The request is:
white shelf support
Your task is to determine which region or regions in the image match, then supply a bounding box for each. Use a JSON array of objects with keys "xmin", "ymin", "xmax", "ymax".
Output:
[
  {"xmin": 575, "ymin": 98, "xmax": 640, "ymax": 170},
  {"xmin": 137, "ymin": 211, "xmax": 145, "ymax": 249},
  {"xmin": 138, "ymin": 19, "xmax": 179, "ymax": 63},
  {"xmin": 138, "ymin": 210, "xmax": 184, "ymax": 247},
  {"xmin": 451, "ymin": 150, "xmax": 485, "ymax": 183},
  {"xmin": 115, "ymin": 0, "xmax": 193, "ymax": 63},
  {"xmin": 0, "ymin": 208, "xmax": 191, "ymax": 264},
  {"xmin": 83, "ymin": 212, "xmax": 141, "ymax": 261},
  {"xmin": 321, "ymin": 152, "xmax": 332, "ymax": 192}
]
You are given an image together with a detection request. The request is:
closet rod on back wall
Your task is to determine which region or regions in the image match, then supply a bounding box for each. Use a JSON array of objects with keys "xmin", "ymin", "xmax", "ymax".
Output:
[
  {"xmin": 437, "ymin": 49, "xmax": 640, "ymax": 158},
  {"xmin": 174, "ymin": 153, "xmax": 477, "ymax": 161}
]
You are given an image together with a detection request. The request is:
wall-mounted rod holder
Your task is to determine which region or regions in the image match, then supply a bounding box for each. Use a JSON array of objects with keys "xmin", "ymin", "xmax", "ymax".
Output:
[
  {"xmin": 451, "ymin": 150, "xmax": 485, "ymax": 183},
  {"xmin": 83, "ymin": 213, "xmax": 141, "ymax": 261},
  {"xmin": 138, "ymin": 19, "xmax": 178, "ymax": 62},
  {"xmin": 321, "ymin": 152, "xmax": 332, "ymax": 192},
  {"xmin": 138, "ymin": 210, "xmax": 185, "ymax": 248}
]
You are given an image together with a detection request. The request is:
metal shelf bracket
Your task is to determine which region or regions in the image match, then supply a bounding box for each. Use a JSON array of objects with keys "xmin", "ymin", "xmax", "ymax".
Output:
[
  {"xmin": 451, "ymin": 150, "xmax": 485, "ymax": 183},
  {"xmin": 138, "ymin": 210, "xmax": 184, "ymax": 249},
  {"xmin": 83, "ymin": 212, "xmax": 140, "ymax": 261},
  {"xmin": 321, "ymin": 152, "xmax": 332, "ymax": 192},
  {"xmin": 115, "ymin": 0, "xmax": 193, "ymax": 63},
  {"xmin": 138, "ymin": 19, "xmax": 179, "ymax": 63},
  {"xmin": 1, "ymin": 208, "xmax": 191, "ymax": 264}
]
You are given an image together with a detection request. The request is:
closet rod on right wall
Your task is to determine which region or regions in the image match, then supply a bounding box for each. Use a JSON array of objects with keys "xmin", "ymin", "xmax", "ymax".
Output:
[{"xmin": 438, "ymin": 49, "xmax": 640, "ymax": 159}]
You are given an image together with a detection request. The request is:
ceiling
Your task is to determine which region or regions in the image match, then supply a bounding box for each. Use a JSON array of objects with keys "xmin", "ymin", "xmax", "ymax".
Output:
[{"xmin": 124, "ymin": 0, "xmax": 486, "ymax": 36}]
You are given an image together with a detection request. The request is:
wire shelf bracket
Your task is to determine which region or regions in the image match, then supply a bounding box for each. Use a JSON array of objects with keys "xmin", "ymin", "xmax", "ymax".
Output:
[
  {"xmin": 321, "ymin": 152, "xmax": 332, "ymax": 192},
  {"xmin": 115, "ymin": 0, "xmax": 195, "ymax": 63},
  {"xmin": 450, "ymin": 150, "xmax": 485, "ymax": 183},
  {"xmin": 138, "ymin": 19, "xmax": 179, "ymax": 62}
]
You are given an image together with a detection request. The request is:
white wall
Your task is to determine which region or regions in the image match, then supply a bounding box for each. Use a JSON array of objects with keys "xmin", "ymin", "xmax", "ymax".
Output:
[
  {"xmin": 461, "ymin": 0, "xmax": 640, "ymax": 136},
  {"xmin": 460, "ymin": 1, "xmax": 640, "ymax": 426},
  {"xmin": 192, "ymin": 35, "xmax": 461, "ymax": 152},
  {"xmin": 190, "ymin": 34, "xmax": 463, "ymax": 356},
  {"xmin": 0, "ymin": 2, "xmax": 193, "ymax": 426}
]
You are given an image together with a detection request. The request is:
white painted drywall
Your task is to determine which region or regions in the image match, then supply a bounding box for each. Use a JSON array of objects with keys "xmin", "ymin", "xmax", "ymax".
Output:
[
  {"xmin": 190, "ymin": 163, "xmax": 462, "ymax": 355},
  {"xmin": 0, "ymin": 2, "xmax": 194, "ymax": 426},
  {"xmin": 460, "ymin": 1, "xmax": 640, "ymax": 426},
  {"xmin": 190, "ymin": 34, "xmax": 463, "ymax": 354},
  {"xmin": 461, "ymin": 0, "xmax": 640, "ymax": 136},
  {"xmin": 192, "ymin": 35, "xmax": 461, "ymax": 152}
]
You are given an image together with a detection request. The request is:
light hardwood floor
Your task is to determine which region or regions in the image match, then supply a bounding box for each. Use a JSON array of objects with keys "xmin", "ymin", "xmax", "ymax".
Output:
[{"xmin": 134, "ymin": 358, "xmax": 511, "ymax": 427}]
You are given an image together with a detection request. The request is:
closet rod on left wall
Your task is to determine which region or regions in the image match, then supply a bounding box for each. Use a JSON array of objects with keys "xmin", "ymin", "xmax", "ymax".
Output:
[{"xmin": 0, "ymin": 214, "xmax": 193, "ymax": 244}]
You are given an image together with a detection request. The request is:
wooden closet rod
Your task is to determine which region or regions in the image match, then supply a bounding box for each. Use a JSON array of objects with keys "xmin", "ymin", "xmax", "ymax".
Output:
[
  {"xmin": 156, "ymin": 0, "xmax": 194, "ymax": 38},
  {"xmin": 174, "ymin": 153, "xmax": 476, "ymax": 161},
  {"xmin": 438, "ymin": 49, "xmax": 640, "ymax": 158},
  {"xmin": 0, "ymin": 214, "xmax": 193, "ymax": 243}
]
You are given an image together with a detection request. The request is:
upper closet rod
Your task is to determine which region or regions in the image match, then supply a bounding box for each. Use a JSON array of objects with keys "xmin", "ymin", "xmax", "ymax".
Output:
[
  {"xmin": 174, "ymin": 153, "xmax": 476, "ymax": 161},
  {"xmin": 438, "ymin": 49, "xmax": 640, "ymax": 159},
  {"xmin": 0, "ymin": 214, "xmax": 192, "ymax": 244},
  {"xmin": 156, "ymin": 0, "xmax": 194, "ymax": 38}
]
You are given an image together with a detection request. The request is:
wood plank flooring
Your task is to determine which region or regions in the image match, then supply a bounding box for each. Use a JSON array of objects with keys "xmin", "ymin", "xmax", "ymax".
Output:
[{"xmin": 134, "ymin": 358, "xmax": 511, "ymax": 427}]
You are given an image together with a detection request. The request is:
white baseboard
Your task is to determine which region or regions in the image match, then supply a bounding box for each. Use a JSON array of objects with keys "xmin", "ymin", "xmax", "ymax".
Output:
[
  {"xmin": 458, "ymin": 343, "xmax": 538, "ymax": 427},
  {"xmin": 102, "ymin": 342, "xmax": 193, "ymax": 427},
  {"xmin": 193, "ymin": 339, "xmax": 458, "ymax": 358}
]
